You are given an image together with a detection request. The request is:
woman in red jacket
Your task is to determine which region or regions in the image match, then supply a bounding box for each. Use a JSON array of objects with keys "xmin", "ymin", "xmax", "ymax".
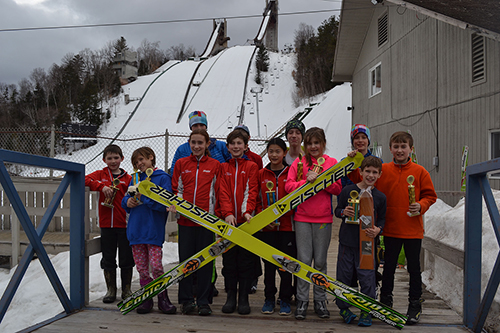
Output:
[
  {"xmin": 169, "ymin": 129, "xmax": 221, "ymax": 316},
  {"xmin": 256, "ymin": 138, "xmax": 296, "ymax": 316}
]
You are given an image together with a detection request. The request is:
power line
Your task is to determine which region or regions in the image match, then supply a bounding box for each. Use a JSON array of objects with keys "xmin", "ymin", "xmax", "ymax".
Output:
[{"xmin": 0, "ymin": 9, "xmax": 342, "ymax": 33}]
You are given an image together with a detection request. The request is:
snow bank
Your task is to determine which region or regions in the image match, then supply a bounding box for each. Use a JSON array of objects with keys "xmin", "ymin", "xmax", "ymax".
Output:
[
  {"xmin": 423, "ymin": 190, "xmax": 500, "ymax": 331},
  {"xmin": 0, "ymin": 243, "xmax": 178, "ymax": 333}
]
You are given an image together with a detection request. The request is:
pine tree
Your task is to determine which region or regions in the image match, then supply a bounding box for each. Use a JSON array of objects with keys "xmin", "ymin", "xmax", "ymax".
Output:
[
  {"xmin": 293, "ymin": 16, "xmax": 340, "ymax": 99},
  {"xmin": 114, "ymin": 36, "xmax": 128, "ymax": 55},
  {"xmin": 255, "ymin": 45, "xmax": 270, "ymax": 72}
]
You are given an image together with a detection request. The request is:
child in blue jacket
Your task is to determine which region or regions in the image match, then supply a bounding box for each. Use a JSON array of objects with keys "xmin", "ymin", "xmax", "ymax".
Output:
[{"xmin": 122, "ymin": 146, "xmax": 175, "ymax": 315}]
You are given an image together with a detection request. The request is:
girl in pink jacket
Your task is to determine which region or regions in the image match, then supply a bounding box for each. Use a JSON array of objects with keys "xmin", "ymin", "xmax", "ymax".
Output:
[{"xmin": 285, "ymin": 127, "xmax": 342, "ymax": 320}]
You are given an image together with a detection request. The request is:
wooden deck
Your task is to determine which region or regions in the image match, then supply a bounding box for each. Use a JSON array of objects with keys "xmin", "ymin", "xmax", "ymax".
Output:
[{"xmin": 24, "ymin": 221, "xmax": 467, "ymax": 333}]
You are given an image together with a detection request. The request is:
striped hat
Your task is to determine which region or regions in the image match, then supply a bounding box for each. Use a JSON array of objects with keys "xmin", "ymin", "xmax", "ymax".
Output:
[
  {"xmin": 351, "ymin": 124, "xmax": 371, "ymax": 145},
  {"xmin": 188, "ymin": 111, "xmax": 208, "ymax": 129}
]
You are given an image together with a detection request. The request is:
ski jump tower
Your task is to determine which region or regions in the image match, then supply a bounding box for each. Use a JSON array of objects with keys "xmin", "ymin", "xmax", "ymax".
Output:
[
  {"xmin": 254, "ymin": 0, "xmax": 278, "ymax": 52},
  {"xmin": 200, "ymin": 19, "xmax": 230, "ymax": 58},
  {"xmin": 265, "ymin": 0, "xmax": 279, "ymax": 52},
  {"xmin": 265, "ymin": 0, "xmax": 278, "ymax": 52}
]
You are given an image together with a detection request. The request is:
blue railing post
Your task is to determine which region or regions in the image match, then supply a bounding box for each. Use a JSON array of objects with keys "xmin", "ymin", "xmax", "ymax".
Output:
[
  {"xmin": 69, "ymin": 165, "xmax": 86, "ymax": 309},
  {"xmin": 0, "ymin": 149, "xmax": 86, "ymax": 324},
  {"xmin": 463, "ymin": 158, "xmax": 500, "ymax": 332},
  {"xmin": 463, "ymin": 168, "xmax": 482, "ymax": 328}
]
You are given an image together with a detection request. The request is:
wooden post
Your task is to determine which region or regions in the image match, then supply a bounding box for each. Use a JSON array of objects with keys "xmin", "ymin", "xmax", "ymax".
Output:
[{"xmin": 165, "ymin": 129, "xmax": 169, "ymax": 173}]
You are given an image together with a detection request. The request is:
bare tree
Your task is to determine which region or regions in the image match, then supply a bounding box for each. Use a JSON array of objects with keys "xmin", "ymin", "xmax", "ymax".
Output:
[
  {"xmin": 167, "ymin": 43, "xmax": 196, "ymax": 61},
  {"xmin": 138, "ymin": 38, "xmax": 166, "ymax": 74}
]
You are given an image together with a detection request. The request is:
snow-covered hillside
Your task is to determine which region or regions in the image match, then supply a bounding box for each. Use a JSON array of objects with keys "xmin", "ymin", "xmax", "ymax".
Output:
[{"xmin": 57, "ymin": 46, "xmax": 353, "ymax": 174}]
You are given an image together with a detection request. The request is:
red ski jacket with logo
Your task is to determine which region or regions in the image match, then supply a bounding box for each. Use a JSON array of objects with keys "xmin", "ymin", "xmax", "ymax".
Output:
[
  {"xmin": 217, "ymin": 157, "xmax": 259, "ymax": 224},
  {"xmin": 85, "ymin": 167, "xmax": 131, "ymax": 228},
  {"xmin": 172, "ymin": 154, "xmax": 221, "ymax": 227},
  {"xmin": 256, "ymin": 164, "xmax": 294, "ymax": 231}
]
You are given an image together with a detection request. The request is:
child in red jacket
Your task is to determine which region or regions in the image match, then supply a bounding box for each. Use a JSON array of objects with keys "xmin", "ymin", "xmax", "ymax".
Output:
[
  {"xmin": 218, "ymin": 129, "xmax": 259, "ymax": 315},
  {"xmin": 256, "ymin": 138, "xmax": 296, "ymax": 316},
  {"xmin": 85, "ymin": 144, "xmax": 133, "ymax": 303},
  {"xmin": 285, "ymin": 127, "xmax": 342, "ymax": 320},
  {"xmin": 168, "ymin": 129, "xmax": 220, "ymax": 316}
]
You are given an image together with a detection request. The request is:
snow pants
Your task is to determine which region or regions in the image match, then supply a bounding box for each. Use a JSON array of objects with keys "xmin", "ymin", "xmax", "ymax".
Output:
[{"xmin": 177, "ymin": 224, "xmax": 215, "ymax": 306}]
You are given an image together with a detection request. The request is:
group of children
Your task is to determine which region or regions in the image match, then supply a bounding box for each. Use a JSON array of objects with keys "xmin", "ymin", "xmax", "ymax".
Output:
[{"xmin": 85, "ymin": 110, "xmax": 437, "ymax": 327}]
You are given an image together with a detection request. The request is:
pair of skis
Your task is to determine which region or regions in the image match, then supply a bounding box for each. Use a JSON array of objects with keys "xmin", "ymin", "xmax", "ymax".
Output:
[
  {"xmin": 117, "ymin": 154, "xmax": 362, "ymax": 314},
  {"xmin": 118, "ymin": 153, "xmax": 407, "ymax": 328}
]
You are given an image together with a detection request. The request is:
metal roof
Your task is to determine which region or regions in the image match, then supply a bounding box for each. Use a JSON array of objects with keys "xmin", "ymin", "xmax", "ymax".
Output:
[{"xmin": 332, "ymin": 0, "xmax": 500, "ymax": 82}]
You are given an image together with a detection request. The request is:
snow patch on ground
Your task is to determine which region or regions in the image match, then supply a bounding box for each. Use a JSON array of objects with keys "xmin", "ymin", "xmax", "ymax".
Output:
[{"xmin": 423, "ymin": 190, "xmax": 500, "ymax": 330}]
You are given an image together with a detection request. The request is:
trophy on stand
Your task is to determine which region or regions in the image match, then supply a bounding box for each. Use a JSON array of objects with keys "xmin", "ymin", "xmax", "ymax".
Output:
[
  {"xmin": 266, "ymin": 181, "xmax": 279, "ymax": 227},
  {"xmin": 145, "ymin": 168, "xmax": 154, "ymax": 181},
  {"xmin": 407, "ymin": 175, "xmax": 420, "ymax": 217},
  {"xmin": 101, "ymin": 178, "xmax": 120, "ymax": 208},
  {"xmin": 296, "ymin": 153, "xmax": 303, "ymax": 181},
  {"xmin": 346, "ymin": 190, "xmax": 360, "ymax": 224},
  {"xmin": 128, "ymin": 168, "xmax": 142, "ymax": 203},
  {"xmin": 312, "ymin": 157, "xmax": 325, "ymax": 173}
]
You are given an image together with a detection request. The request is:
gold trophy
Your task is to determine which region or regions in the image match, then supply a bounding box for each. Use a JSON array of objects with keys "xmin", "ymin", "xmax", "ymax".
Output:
[
  {"xmin": 266, "ymin": 181, "xmax": 279, "ymax": 227},
  {"xmin": 101, "ymin": 178, "xmax": 120, "ymax": 208},
  {"xmin": 346, "ymin": 190, "xmax": 360, "ymax": 224},
  {"xmin": 312, "ymin": 157, "xmax": 325, "ymax": 173},
  {"xmin": 407, "ymin": 175, "xmax": 420, "ymax": 217},
  {"xmin": 145, "ymin": 168, "xmax": 154, "ymax": 181},
  {"xmin": 296, "ymin": 153, "xmax": 303, "ymax": 181},
  {"xmin": 128, "ymin": 168, "xmax": 142, "ymax": 203}
]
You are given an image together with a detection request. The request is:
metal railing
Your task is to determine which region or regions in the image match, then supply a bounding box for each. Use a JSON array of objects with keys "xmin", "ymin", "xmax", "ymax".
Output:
[
  {"xmin": 0, "ymin": 149, "xmax": 86, "ymax": 323},
  {"xmin": 464, "ymin": 157, "xmax": 500, "ymax": 332}
]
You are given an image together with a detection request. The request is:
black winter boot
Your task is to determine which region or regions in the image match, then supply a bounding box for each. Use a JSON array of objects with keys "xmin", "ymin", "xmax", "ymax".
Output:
[
  {"xmin": 380, "ymin": 293, "xmax": 393, "ymax": 308},
  {"xmin": 222, "ymin": 289, "xmax": 237, "ymax": 313},
  {"xmin": 237, "ymin": 279, "xmax": 251, "ymax": 315},
  {"xmin": 406, "ymin": 298, "xmax": 424, "ymax": 325},
  {"xmin": 121, "ymin": 268, "xmax": 133, "ymax": 300},
  {"xmin": 103, "ymin": 270, "xmax": 117, "ymax": 303}
]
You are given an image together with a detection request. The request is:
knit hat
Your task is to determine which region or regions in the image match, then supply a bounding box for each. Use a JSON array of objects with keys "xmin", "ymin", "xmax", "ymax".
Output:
[
  {"xmin": 234, "ymin": 124, "xmax": 250, "ymax": 136},
  {"xmin": 285, "ymin": 119, "xmax": 306, "ymax": 138},
  {"xmin": 351, "ymin": 124, "xmax": 371, "ymax": 145},
  {"xmin": 188, "ymin": 111, "xmax": 208, "ymax": 129}
]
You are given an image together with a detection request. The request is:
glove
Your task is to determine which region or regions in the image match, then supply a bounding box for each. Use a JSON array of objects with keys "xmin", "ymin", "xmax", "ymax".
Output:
[{"xmin": 127, "ymin": 185, "xmax": 138, "ymax": 197}]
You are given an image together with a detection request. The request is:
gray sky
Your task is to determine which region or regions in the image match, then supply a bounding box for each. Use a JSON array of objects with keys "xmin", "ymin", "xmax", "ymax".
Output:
[{"xmin": 0, "ymin": 0, "xmax": 342, "ymax": 86}]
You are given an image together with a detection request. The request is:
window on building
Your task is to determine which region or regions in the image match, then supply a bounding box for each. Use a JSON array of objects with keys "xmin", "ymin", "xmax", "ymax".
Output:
[
  {"xmin": 378, "ymin": 11, "xmax": 388, "ymax": 47},
  {"xmin": 490, "ymin": 130, "xmax": 500, "ymax": 178},
  {"xmin": 471, "ymin": 34, "xmax": 486, "ymax": 85},
  {"xmin": 369, "ymin": 63, "xmax": 382, "ymax": 97}
]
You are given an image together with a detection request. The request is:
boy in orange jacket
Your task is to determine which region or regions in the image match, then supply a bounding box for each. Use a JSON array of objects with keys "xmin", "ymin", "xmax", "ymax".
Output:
[{"xmin": 348, "ymin": 131, "xmax": 436, "ymax": 325}]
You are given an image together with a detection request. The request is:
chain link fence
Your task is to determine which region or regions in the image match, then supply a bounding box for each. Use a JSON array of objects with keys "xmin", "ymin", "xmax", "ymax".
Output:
[{"xmin": 0, "ymin": 126, "xmax": 270, "ymax": 177}]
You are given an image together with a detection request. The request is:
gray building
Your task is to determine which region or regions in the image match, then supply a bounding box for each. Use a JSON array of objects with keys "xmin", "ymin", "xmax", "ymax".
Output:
[
  {"xmin": 113, "ymin": 50, "xmax": 138, "ymax": 82},
  {"xmin": 333, "ymin": 0, "xmax": 500, "ymax": 205}
]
